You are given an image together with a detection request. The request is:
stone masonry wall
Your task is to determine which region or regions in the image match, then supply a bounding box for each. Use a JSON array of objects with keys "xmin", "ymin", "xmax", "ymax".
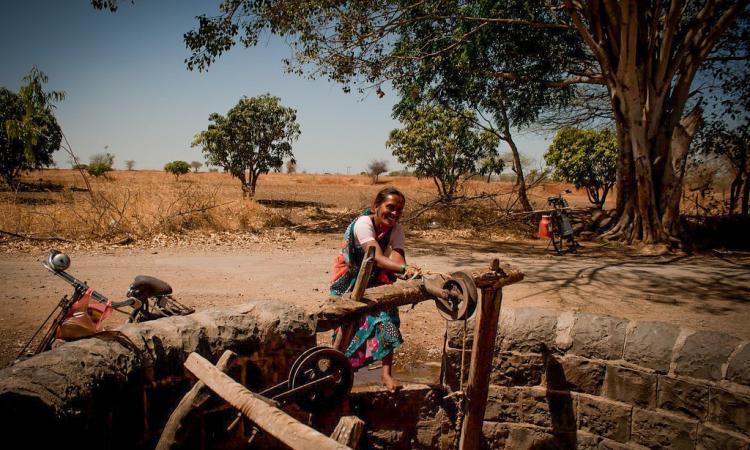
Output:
[{"xmin": 445, "ymin": 307, "xmax": 750, "ymax": 449}]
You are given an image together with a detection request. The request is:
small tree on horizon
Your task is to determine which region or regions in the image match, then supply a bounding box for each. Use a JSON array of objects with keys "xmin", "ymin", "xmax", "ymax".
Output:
[
  {"xmin": 285, "ymin": 159, "xmax": 297, "ymax": 174},
  {"xmin": 125, "ymin": 160, "xmax": 135, "ymax": 171},
  {"xmin": 192, "ymin": 94, "xmax": 300, "ymax": 197},
  {"xmin": 164, "ymin": 160, "xmax": 191, "ymax": 180},
  {"xmin": 190, "ymin": 160, "xmax": 203, "ymax": 173},
  {"xmin": 88, "ymin": 152, "xmax": 115, "ymax": 178},
  {"xmin": 367, "ymin": 159, "xmax": 388, "ymax": 184}
]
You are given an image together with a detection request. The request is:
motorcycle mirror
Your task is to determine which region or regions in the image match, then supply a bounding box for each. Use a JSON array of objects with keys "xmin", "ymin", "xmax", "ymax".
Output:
[{"xmin": 46, "ymin": 250, "xmax": 71, "ymax": 272}]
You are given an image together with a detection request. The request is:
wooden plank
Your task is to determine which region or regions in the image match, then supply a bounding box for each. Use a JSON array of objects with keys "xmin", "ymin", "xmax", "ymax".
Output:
[
  {"xmin": 156, "ymin": 350, "xmax": 237, "ymax": 450},
  {"xmin": 458, "ymin": 259, "xmax": 505, "ymax": 450},
  {"xmin": 330, "ymin": 416, "xmax": 364, "ymax": 448},
  {"xmin": 183, "ymin": 352, "xmax": 350, "ymax": 450},
  {"xmin": 333, "ymin": 246, "xmax": 376, "ymax": 352},
  {"xmin": 316, "ymin": 264, "xmax": 523, "ymax": 332}
]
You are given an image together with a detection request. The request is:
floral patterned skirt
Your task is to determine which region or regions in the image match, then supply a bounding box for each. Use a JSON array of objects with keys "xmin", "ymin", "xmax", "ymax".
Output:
[{"xmin": 334, "ymin": 307, "xmax": 402, "ymax": 369}]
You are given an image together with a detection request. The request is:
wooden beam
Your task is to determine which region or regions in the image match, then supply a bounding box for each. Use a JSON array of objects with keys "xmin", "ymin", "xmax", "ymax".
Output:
[
  {"xmin": 156, "ymin": 350, "xmax": 237, "ymax": 450},
  {"xmin": 458, "ymin": 259, "xmax": 506, "ymax": 450},
  {"xmin": 183, "ymin": 352, "xmax": 350, "ymax": 450},
  {"xmin": 315, "ymin": 263, "xmax": 523, "ymax": 332}
]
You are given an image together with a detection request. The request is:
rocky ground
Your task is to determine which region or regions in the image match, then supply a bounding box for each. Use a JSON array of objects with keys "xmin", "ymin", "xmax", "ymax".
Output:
[{"xmin": 1, "ymin": 231, "xmax": 749, "ymax": 381}]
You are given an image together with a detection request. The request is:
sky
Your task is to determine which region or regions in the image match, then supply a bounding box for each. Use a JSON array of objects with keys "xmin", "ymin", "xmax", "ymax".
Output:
[{"xmin": 0, "ymin": 0, "xmax": 552, "ymax": 173}]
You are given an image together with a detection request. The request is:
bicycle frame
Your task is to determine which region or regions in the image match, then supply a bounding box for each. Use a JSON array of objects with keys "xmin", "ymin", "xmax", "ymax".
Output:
[{"xmin": 546, "ymin": 193, "xmax": 579, "ymax": 255}]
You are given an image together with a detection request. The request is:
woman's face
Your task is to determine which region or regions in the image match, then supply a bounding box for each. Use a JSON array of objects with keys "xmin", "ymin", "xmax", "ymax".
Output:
[{"xmin": 373, "ymin": 194, "xmax": 405, "ymax": 230}]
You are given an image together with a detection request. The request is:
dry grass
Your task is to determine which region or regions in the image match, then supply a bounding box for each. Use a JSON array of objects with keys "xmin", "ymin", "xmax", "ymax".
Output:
[{"xmin": 1, "ymin": 169, "xmax": 592, "ymax": 242}]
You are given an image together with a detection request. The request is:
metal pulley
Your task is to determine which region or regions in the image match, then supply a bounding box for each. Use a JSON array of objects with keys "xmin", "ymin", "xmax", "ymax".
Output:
[
  {"xmin": 431, "ymin": 271, "xmax": 478, "ymax": 321},
  {"xmin": 259, "ymin": 346, "xmax": 354, "ymax": 413}
]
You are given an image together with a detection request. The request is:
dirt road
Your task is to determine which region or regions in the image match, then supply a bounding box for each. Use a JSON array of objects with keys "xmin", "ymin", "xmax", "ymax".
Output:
[{"xmin": 2, "ymin": 233, "xmax": 749, "ymax": 369}]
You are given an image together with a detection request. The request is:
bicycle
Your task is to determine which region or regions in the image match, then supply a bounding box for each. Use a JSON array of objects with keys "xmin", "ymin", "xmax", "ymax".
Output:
[
  {"xmin": 17, "ymin": 249, "xmax": 194, "ymax": 359},
  {"xmin": 542, "ymin": 190, "xmax": 580, "ymax": 255}
]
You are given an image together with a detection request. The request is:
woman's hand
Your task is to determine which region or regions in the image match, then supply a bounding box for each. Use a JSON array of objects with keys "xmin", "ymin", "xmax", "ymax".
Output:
[{"xmin": 402, "ymin": 263, "xmax": 422, "ymax": 279}]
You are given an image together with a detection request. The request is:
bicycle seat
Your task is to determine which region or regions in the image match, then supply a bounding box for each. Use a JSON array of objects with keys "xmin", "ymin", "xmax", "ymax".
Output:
[{"xmin": 130, "ymin": 275, "xmax": 172, "ymax": 297}]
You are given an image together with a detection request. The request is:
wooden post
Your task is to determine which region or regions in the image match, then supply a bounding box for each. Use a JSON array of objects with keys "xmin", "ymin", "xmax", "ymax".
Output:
[
  {"xmin": 330, "ymin": 416, "xmax": 364, "ymax": 448},
  {"xmin": 156, "ymin": 350, "xmax": 237, "ymax": 450},
  {"xmin": 183, "ymin": 352, "xmax": 350, "ymax": 450},
  {"xmin": 333, "ymin": 246, "xmax": 376, "ymax": 352},
  {"xmin": 458, "ymin": 259, "xmax": 505, "ymax": 450}
]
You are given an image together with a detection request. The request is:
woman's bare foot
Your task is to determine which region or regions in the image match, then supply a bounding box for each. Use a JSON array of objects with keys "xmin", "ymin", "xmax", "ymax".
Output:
[
  {"xmin": 382, "ymin": 372, "xmax": 401, "ymax": 392},
  {"xmin": 381, "ymin": 353, "xmax": 401, "ymax": 391}
]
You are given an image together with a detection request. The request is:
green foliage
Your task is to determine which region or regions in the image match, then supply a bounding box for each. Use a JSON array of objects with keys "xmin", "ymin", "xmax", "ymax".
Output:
[
  {"xmin": 545, "ymin": 128, "xmax": 617, "ymax": 207},
  {"xmin": 190, "ymin": 160, "xmax": 203, "ymax": 173},
  {"xmin": 478, "ymin": 155, "xmax": 505, "ymax": 183},
  {"xmin": 387, "ymin": 105, "xmax": 500, "ymax": 202},
  {"xmin": 165, "ymin": 160, "xmax": 191, "ymax": 180},
  {"xmin": 87, "ymin": 152, "xmax": 115, "ymax": 177},
  {"xmin": 72, "ymin": 163, "xmax": 88, "ymax": 170},
  {"xmin": 192, "ymin": 94, "xmax": 300, "ymax": 197},
  {"xmin": 0, "ymin": 68, "xmax": 63, "ymax": 187}
]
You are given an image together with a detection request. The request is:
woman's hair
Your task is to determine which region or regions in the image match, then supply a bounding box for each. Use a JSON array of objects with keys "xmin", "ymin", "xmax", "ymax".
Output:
[{"xmin": 373, "ymin": 186, "xmax": 405, "ymax": 207}]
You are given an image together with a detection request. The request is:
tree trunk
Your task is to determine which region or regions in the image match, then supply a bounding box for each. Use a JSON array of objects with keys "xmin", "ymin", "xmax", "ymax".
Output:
[
  {"xmin": 496, "ymin": 93, "xmax": 533, "ymax": 211},
  {"xmin": 563, "ymin": 0, "xmax": 749, "ymax": 246}
]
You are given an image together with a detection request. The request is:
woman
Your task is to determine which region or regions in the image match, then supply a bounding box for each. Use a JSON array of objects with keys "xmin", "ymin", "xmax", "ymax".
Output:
[{"xmin": 330, "ymin": 186, "xmax": 420, "ymax": 391}]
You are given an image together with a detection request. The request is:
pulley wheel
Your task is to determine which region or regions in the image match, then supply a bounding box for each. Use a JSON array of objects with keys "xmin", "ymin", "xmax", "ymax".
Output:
[
  {"xmin": 289, "ymin": 347, "xmax": 353, "ymax": 412},
  {"xmin": 450, "ymin": 271, "xmax": 478, "ymax": 320},
  {"xmin": 434, "ymin": 272, "xmax": 478, "ymax": 321}
]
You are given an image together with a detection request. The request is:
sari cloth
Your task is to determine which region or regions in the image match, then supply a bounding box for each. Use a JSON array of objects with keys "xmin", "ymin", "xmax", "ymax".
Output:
[{"xmin": 330, "ymin": 214, "xmax": 403, "ymax": 369}]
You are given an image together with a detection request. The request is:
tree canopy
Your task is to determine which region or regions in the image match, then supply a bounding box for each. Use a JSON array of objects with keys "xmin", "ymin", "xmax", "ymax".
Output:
[
  {"xmin": 387, "ymin": 105, "xmax": 499, "ymax": 202},
  {"xmin": 0, "ymin": 68, "xmax": 62, "ymax": 187},
  {"xmin": 545, "ymin": 128, "xmax": 617, "ymax": 207},
  {"xmin": 165, "ymin": 160, "xmax": 191, "ymax": 180},
  {"xmin": 192, "ymin": 94, "xmax": 300, "ymax": 197}
]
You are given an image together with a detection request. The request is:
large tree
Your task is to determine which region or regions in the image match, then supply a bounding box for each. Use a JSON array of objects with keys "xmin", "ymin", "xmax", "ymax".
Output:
[
  {"xmin": 0, "ymin": 68, "xmax": 63, "ymax": 187},
  {"xmin": 94, "ymin": 0, "xmax": 750, "ymax": 245},
  {"xmin": 192, "ymin": 94, "xmax": 300, "ymax": 197}
]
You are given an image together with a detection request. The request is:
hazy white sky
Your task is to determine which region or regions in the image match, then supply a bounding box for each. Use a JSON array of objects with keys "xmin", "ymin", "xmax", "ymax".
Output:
[{"xmin": 1, "ymin": 0, "xmax": 552, "ymax": 173}]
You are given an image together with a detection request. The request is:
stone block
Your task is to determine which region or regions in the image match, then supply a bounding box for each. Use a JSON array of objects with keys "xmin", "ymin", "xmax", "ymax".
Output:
[
  {"xmin": 485, "ymin": 386, "xmax": 523, "ymax": 423},
  {"xmin": 497, "ymin": 308, "xmax": 559, "ymax": 353},
  {"xmin": 598, "ymin": 439, "xmax": 651, "ymax": 450},
  {"xmin": 603, "ymin": 365, "xmax": 657, "ymax": 408},
  {"xmin": 481, "ymin": 421, "xmax": 509, "ymax": 450},
  {"xmin": 674, "ymin": 330, "xmax": 741, "ymax": 381},
  {"xmin": 657, "ymin": 375, "xmax": 709, "ymax": 420},
  {"xmin": 504, "ymin": 423, "xmax": 558, "ymax": 449},
  {"xmin": 447, "ymin": 317, "xmax": 475, "ymax": 349},
  {"xmin": 567, "ymin": 313, "xmax": 628, "ymax": 360},
  {"xmin": 727, "ymin": 342, "xmax": 750, "ymax": 386},
  {"xmin": 442, "ymin": 348, "xmax": 470, "ymax": 392},
  {"xmin": 519, "ymin": 387, "xmax": 574, "ymax": 431},
  {"xmin": 696, "ymin": 423, "xmax": 750, "ymax": 450},
  {"xmin": 554, "ymin": 355, "xmax": 606, "ymax": 395},
  {"xmin": 708, "ymin": 387, "xmax": 750, "ymax": 435},
  {"xmin": 577, "ymin": 393, "xmax": 632, "ymax": 442},
  {"xmin": 631, "ymin": 407, "xmax": 698, "ymax": 449},
  {"xmin": 623, "ymin": 321, "xmax": 680, "ymax": 373},
  {"xmin": 490, "ymin": 352, "xmax": 545, "ymax": 387},
  {"xmin": 575, "ymin": 431, "xmax": 602, "ymax": 449}
]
